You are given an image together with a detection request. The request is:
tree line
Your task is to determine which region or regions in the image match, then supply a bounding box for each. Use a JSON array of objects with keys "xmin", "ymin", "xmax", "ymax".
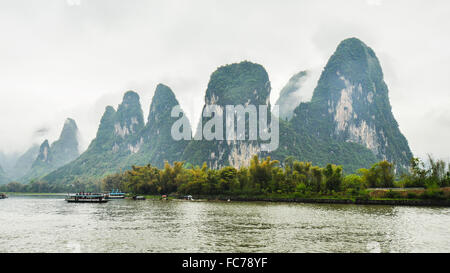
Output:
[
  {"xmin": 1, "ymin": 155, "xmax": 449, "ymax": 195},
  {"xmin": 101, "ymin": 155, "xmax": 450, "ymax": 196}
]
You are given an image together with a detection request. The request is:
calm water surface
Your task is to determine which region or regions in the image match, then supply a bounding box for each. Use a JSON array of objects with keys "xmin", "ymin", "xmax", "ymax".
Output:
[{"xmin": 0, "ymin": 195, "xmax": 449, "ymax": 253}]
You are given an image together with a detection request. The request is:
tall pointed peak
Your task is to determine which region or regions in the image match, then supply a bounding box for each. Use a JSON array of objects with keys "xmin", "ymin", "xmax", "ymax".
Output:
[
  {"xmin": 51, "ymin": 118, "xmax": 79, "ymax": 160},
  {"xmin": 122, "ymin": 90, "xmax": 140, "ymax": 103},
  {"xmin": 117, "ymin": 91, "xmax": 144, "ymax": 120},
  {"xmin": 96, "ymin": 106, "xmax": 116, "ymax": 139},
  {"xmin": 321, "ymin": 37, "xmax": 382, "ymax": 86},
  {"xmin": 147, "ymin": 84, "xmax": 180, "ymax": 123},
  {"xmin": 117, "ymin": 91, "xmax": 142, "ymax": 118},
  {"xmin": 337, "ymin": 37, "xmax": 368, "ymax": 49},
  {"xmin": 103, "ymin": 105, "xmax": 116, "ymax": 117},
  {"xmin": 292, "ymin": 37, "xmax": 412, "ymax": 169},
  {"xmin": 205, "ymin": 61, "xmax": 271, "ymax": 106},
  {"xmin": 113, "ymin": 90, "xmax": 144, "ymax": 139},
  {"xmin": 153, "ymin": 83, "xmax": 177, "ymax": 103},
  {"xmin": 40, "ymin": 139, "xmax": 50, "ymax": 148},
  {"xmin": 64, "ymin": 117, "xmax": 77, "ymax": 126},
  {"xmin": 58, "ymin": 118, "xmax": 79, "ymax": 142},
  {"xmin": 36, "ymin": 140, "xmax": 51, "ymax": 163},
  {"xmin": 332, "ymin": 37, "xmax": 374, "ymax": 62},
  {"xmin": 145, "ymin": 83, "xmax": 190, "ymax": 137}
]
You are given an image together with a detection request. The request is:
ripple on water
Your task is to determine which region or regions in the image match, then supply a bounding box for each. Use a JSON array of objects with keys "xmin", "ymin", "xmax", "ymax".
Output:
[{"xmin": 0, "ymin": 196, "xmax": 449, "ymax": 252}]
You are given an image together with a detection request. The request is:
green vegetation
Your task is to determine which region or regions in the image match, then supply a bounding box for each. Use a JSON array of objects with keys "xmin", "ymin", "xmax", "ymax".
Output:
[
  {"xmin": 97, "ymin": 155, "xmax": 449, "ymax": 201},
  {"xmin": 182, "ymin": 61, "xmax": 272, "ymax": 168},
  {"xmin": 399, "ymin": 156, "xmax": 450, "ymax": 188},
  {"xmin": 2, "ymin": 154, "xmax": 449, "ymax": 205},
  {"xmin": 290, "ymin": 38, "xmax": 413, "ymax": 172},
  {"xmin": 6, "ymin": 38, "xmax": 414, "ymax": 189},
  {"xmin": 129, "ymin": 84, "xmax": 191, "ymax": 168},
  {"xmin": 20, "ymin": 118, "xmax": 80, "ymax": 183},
  {"xmin": 40, "ymin": 86, "xmax": 191, "ymax": 188},
  {"xmin": 40, "ymin": 92, "xmax": 146, "ymax": 187}
]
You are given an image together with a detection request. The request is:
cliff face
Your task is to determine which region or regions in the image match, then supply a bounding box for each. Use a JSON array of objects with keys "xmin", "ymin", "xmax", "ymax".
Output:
[
  {"xmin": 22, "ymin": 118, "xmax": 80, "ymax": 181},
  {"xmin": 183, "ymin": 61, "xmax": 272, "ymax": 169},
  {"xmin": 42, "ymin": 92, "xmax": 145, "ymax": 185},
  {"xmin": 129, "ymin": 84, "xmax": 191, "ymax": 168},
  {"xmin": 181, "ymin": 60, "xmax": 379, "ymax": 172},
  {"xmin": 39, "ymin": 38, "xmax": 412, "ymax": 187},
  {"xmin": 290, "ymin": 38, "xmax": 412, "ymax": 170},
  {"xmin": 42, "ymin": 85, "xmax": 189, "ymax": 185},
  {"xmin": 111, "ymin": 91, "xmax": 145, "ymax": 155},
  {"xmin": 50, "ymin": 118, "xmax": 79, "ymax": 165}
]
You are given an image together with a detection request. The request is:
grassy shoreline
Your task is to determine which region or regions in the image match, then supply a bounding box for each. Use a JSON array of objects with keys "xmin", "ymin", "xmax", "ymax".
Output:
[
  {"xmin": 3, "ymin": 192, "xmax": 67, "ymax": 196},
  {"xmin": 196, "ymin": 195, "xmax": 450, "ymax": 207},
  {"xmin": 3, "ymin": 191, "xmax": 449, "ymax": 207},
  {"xmin": 130, "ymin": 190, "xmax": 450, "ymax": 207}
]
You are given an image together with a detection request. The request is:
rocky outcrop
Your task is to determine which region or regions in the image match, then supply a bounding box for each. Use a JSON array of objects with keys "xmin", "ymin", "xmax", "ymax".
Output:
[
  {"xmin": 182, "ymin": 61, "xmax": 271, "ymax": 169},
  {"xmin": 291, "ymin": 38, "xmax": 412, "ymax": 171},
  {"xmin": 130, "ymin": 84, "xmax": 191, "ymax": 168},
  {"xmin": 22, "ymin": 118, "xmax": 80, "ymax": 181}
]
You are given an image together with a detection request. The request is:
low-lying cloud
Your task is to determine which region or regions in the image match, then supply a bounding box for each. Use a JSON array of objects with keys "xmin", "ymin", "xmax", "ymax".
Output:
[{"xmin": 0, "ymin": 0, "xmax": 449, "ymax": 162}]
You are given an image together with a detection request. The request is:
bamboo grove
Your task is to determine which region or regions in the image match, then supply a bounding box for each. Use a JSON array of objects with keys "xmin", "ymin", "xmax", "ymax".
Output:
[{"xmin": 101, "ymin": 155, "xmax": 450, "ymax": 197}]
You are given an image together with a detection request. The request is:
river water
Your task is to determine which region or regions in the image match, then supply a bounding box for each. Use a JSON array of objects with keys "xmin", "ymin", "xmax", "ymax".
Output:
[{"xmin": 0, "ymin": 195, "xmax": 449, "ymax": 253}]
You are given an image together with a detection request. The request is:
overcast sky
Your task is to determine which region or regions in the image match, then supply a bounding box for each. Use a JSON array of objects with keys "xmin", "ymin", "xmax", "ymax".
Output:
[{"xmin": 0, "ymin": 0, "xmax": 449, "ymax": 161}]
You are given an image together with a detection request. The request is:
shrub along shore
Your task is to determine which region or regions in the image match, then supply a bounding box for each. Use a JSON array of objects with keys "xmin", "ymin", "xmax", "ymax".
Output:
[
  {"xmin": 2, "ymin": 154, "xmax": 449, "ymax": 206},
  {"xmin": 187, "ymin": 192, "xmax": 450, "ymax": 207},
  {"xmin": 99, "ymin": 155, "xmax": 449, "ymax": 206}
]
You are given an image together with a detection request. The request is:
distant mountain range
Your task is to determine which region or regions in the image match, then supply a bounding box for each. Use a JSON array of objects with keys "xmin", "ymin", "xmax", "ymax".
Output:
[
  {"xmin": 0, "ymin": 119, "xmax": 80, "ymax": 185},
  {"xmin": 0, "ymin": 38, "xmax": 413, "ymax": 187},
  {"xmin": 0, "ymin": 165, "xmax": 8, "ymax": 185}
]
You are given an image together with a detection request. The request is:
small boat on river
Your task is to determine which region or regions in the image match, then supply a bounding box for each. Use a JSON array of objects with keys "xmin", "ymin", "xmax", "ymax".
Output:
[
  {"xmin": 105, "ymin": 189, "xmax": 126, "ymax": 199},
  {"xmin": 65, "ymin": 193, "xmax": 108, "ymax": 203},
  {"xmin": 0, "ymin": 193, "xmax": 7, "ymax": 199},
  {"xmin": 183, "ymin": 195, "xmax": 194, "ymax": 201}
]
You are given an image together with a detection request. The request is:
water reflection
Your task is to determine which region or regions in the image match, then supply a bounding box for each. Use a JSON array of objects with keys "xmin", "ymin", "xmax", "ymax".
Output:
[{"xmin": 0, "ymin": 196, "xmax": 449, "ymax": 253}]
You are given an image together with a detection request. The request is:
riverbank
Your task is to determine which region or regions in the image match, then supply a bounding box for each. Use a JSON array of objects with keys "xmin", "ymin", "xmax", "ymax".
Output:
[
  {"xmin": 4, "ymin": 192, "xmax": 449, "ymax": 207},
  {"xmin": 199, "ymin": 196, "xmax": 450, "ymax": 207},
  {"xmin": 2, "ymin": 194, "xmax": 449, "ymax": 252},
  {"xmin": 3, "ymin": 192, "xmax": 66, "ymax": 196},
  {"xmin": 181, "ymin": 188, "xmax": 450, "ymax": 207}
]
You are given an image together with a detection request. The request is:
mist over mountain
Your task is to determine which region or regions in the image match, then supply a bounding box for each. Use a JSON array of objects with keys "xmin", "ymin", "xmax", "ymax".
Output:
[
  {"xmin": 0, "ymin": 144, "xmax": 40, "ymax": 182},
  {"xmin": 41, "ymin": 85, "xmax": 190, "ymax": 187},
  {"xmin": 20, "ymin": 118, "xmax": 80, "ymax": 182},
  {"xmin": 129, "ymin": 84, "xmax": 191, "ymax": 168},
  {"xmin": 2, "ymin": 37, "xmax": 414, "ymax": 188},
  {"xmin": 41, "ymin": 92, "xmax": 145, "ymax": 186},
  {"xmin": 0, "ymin": 164, "xmax": 9, "ymax": 185},
  {"xmin": 8, "ymin": 145, "xmax": 40, "ymax": 181},
  {"xmin": 290, "ymin": 38, "xmax": 412, "ymax": 170},
  {"xmin": 0, "ymin": 152, "xmax": 19, "ymax": 179},
  {"xmin": 275, "ymin": 71, "xmax": 308, "ymax": 121}
]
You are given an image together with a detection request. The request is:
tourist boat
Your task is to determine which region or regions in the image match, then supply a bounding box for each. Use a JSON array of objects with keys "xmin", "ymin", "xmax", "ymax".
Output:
[
  {"xmin": 0, "ymin": 193, "xmax": 7, "ymax": 199},
  {"xmin": 65, "ymin": 193, "xmax": 108, "ymax": 203},
  {"xmin": 105, "ymin": 189, "xmax": 126, "ymax": 199}
]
